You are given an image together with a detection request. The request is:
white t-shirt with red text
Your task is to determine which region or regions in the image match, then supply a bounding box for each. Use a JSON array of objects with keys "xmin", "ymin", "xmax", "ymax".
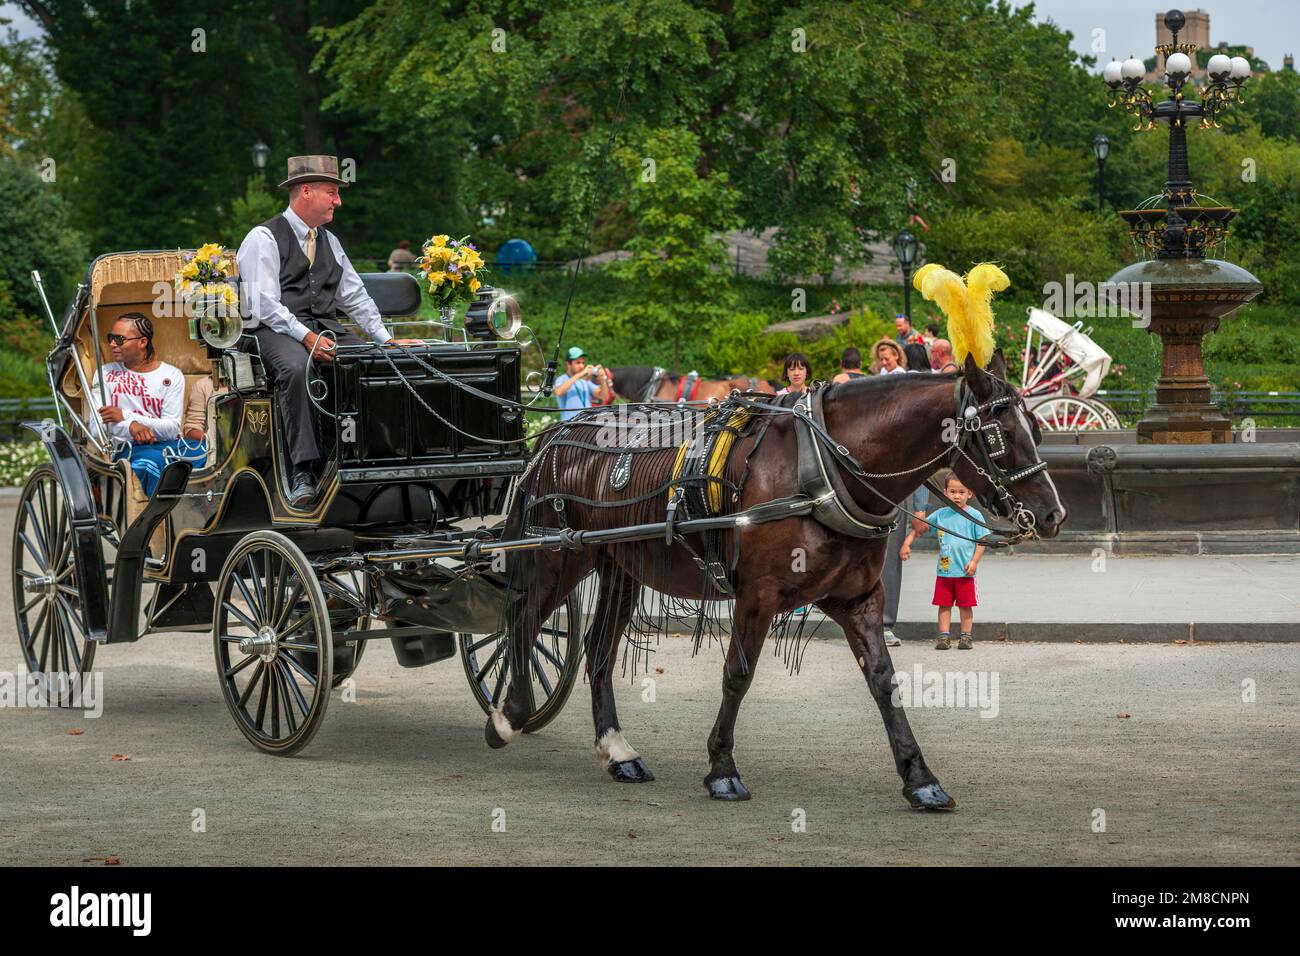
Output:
[{"xmin": 92, "ymin": 362, "xmax": 185, "ymax": 442}]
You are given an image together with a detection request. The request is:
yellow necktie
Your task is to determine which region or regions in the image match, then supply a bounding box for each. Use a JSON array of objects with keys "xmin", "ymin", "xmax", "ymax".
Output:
[{"xmin": 306, "ymin": 227, "xmax": 317, "ymax": 266}]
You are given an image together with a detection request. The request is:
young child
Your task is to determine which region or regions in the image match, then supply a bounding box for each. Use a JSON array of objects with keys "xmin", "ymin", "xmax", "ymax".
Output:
[{"xmin": 900, "ymin": 471, "xmax": 991, "ymax": 650}]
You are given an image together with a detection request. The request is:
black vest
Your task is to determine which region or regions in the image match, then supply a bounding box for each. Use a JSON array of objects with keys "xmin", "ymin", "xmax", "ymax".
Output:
[{"xmin": 260, "ymin": 214, "xmax": 343, "ymax": 321}]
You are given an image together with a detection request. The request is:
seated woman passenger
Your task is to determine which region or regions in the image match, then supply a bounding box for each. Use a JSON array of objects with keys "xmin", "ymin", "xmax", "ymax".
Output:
[
  {"xmin": 92, "ymin": 313, "xmax": 186, "ymax": 496},
  {"xmin": 178, "ymin": 375, "xmax": 223, "ymax": 467}
]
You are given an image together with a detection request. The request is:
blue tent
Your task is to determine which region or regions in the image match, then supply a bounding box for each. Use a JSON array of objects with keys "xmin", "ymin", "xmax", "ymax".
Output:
[{"xmin": 495, "ymin": 238, "xmax": 537, "ymax": 275}]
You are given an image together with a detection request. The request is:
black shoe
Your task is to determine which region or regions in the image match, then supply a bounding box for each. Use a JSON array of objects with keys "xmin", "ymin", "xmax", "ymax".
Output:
[{"xmin": 289, "ymin": 467, "xmax": 315, "ymax": 504}]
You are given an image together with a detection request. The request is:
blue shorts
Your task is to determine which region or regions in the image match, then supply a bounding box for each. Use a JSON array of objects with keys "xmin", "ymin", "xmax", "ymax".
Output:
[{"xmin": 117, "ymin": 439, "xmax": 207, "ymax": 496}]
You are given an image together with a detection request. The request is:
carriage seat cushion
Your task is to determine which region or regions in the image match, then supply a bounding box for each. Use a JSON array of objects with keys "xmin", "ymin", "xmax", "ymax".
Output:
[{"xmin": 360, "ymin": 271, "xmax": 421, "ymax": 318}]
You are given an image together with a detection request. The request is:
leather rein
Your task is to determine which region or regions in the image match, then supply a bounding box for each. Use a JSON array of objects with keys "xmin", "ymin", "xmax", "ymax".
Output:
[{"xmin": 774, "ymin": 374, "xmax": 1048, "ymax": 548}]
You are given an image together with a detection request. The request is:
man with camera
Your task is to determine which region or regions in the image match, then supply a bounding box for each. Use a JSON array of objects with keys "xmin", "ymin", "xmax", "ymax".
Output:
[{"xmin": 553, "ymin": 346, "xmax": 613, "ymax": 421}]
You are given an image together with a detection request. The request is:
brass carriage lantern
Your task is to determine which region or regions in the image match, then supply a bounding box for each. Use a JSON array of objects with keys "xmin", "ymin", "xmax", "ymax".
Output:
[{"xmin": 1100, "ymin": 9, "xmax": 1262, "ymax": 444}]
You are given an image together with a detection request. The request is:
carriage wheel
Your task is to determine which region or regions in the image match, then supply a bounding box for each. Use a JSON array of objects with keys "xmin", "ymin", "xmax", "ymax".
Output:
[
  {"xmin": 213, "ymin": 531, "xmax": 332, "ymax": 756},
  {"xmin": 320, "ymin": 569, "xmax": 370, "ymax": 687},
  {"xmin": 459, "ymin": 594, "xmax": 583, "ymax": 733},
  {"xmin": 11, "ymin": 465, "xmax": 95, "ymax": 704},
  {"xmin": 1031, "ymin": 396, "xmax": 1112, "ymax": 432}
]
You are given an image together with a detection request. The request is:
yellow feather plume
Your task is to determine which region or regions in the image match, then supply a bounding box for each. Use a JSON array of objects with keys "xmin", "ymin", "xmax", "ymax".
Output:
[{"xmin": 910, "ymin": 260, "xmax": 1010, "ymax": 369}]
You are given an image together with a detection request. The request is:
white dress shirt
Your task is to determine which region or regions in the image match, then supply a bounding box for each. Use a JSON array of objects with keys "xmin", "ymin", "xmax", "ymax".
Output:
[{"xmin": 236, "ymin": 205, "xmax": 391, "ymax": 344}]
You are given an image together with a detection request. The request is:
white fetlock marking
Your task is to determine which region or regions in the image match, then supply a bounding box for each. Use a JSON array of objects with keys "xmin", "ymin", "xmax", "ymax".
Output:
[
  {"xmin": 595, "ymin": 728, "xmax": 639, "ymax": 765},
  {"xmin": 490, "ymin": 707, "xmax": 521, "ymax": 745}
]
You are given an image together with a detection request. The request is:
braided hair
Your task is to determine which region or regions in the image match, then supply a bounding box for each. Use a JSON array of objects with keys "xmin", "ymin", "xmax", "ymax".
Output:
[{"xmin": 119, "ymin": 311, "xmax": 155, "ymax": 359}]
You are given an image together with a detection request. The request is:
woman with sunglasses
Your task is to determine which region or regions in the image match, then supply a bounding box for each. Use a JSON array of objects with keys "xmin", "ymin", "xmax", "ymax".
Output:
[{"xmin": 92, "ymin": 312, "xmax": 187, "ymax": 496}]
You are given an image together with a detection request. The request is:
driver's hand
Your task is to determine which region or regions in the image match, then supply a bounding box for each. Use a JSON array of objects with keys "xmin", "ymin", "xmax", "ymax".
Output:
[
  {"xmin": 129, "ymin": 421, "xmax": 156, "ymax": 443},
  {"xmin": 304, "ymin": 331, "xmax": 336, "ymax": 363}
]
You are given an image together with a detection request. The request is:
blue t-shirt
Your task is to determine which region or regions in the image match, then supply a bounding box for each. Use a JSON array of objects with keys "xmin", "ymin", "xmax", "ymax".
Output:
[
  {"xmin": 555, "ymin": 373, "xmax": 596, "ymax": 421},
  {"xmin": 929, "ymin": 505, "xmax": 992, "ymax": 578}
]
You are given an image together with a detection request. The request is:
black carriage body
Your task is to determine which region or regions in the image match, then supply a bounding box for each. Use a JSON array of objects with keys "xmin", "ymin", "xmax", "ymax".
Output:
[{"xmin": 332, "ymin": 344, "xmax": 526, "ymax": 482}]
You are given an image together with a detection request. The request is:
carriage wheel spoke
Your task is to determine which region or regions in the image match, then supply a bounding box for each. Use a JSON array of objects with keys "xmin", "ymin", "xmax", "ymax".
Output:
[
  {"xmin": 23, "ymin": 499, "xmax": 50, "ymax": 564},
  {"xmin": 238, "ymin": 661, "xmax": 266, "ymax": 709},
  {"xmin": 19, "ymin": 532, "xmax": 49, "ymax": 569},
  {"xmin": 243, "ymin": 555, "xmax": 267, "ymax": 625},
  {"xmin": 224, "ymin": 653, "xmax": 258, "ymax": 679},
  {"xmin": 221, "ymin": 600, "xmax": 259, "ymax": 634},
  {"xmin": 18, "ymin": 592, "xmax": 44, "ymax": 616},
  {"xmin": 490, "ymin": 656, "xmax": 510, "ymax": 706},
  {"xmin": 277, "ymin": 610, "xmax": 312, "ymax": 643},
  {"xmin": 467, "ymin": 632, "xmax": 500, "ymax": 653},
  {"xmin": 231, "ymin": 572, "xmax": 262, "ymax": 627},
  {"xmin": 276, "ymin": 660, "xmax": 310, "ymax": 721},
  {"xmin": 273, "ymin": 663, "xmax": 299, "ymax": 733},
  {"xmin": 534, "ymin": 639, "xmax": 565, "ymax": 670},
  {"xmin": 272, "ymin": 580, "xmax": 303, "ymax": 632},
  {"xmin": 24, "ymin": 600, "xmax": 48, "ymax": 652},
  {"xmin": 475, "ymin": 641, "xmax": 506, "ymax": 685},
  {"xmin": 530, "ymin": 649, "xmax": 554, "ymax": 698},
  {"xmin": 271, "ymin": 664, "xmax": 284, "ymax": 737},
  {"xmin": 254, "ymin": 666, "xmax": 270, "ymax": 732},
  {"xmin": 35, "ymin": 605, "xmax": 52, "ymax": 672},
  {"xmin": 56, "ymin": 598, "xmax": 85, "ymax": 670},
  {"xmin": 267, "ymin": 552, "xmax": 285, "ymax": 626},
  {"xmin": 281, "ymin": 650, "xmax": 319, "ymax": 686}
]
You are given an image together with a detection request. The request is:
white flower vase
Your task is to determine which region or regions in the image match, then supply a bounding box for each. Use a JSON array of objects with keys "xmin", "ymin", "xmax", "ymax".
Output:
[{"xmin": 438, "ymin": 305, "xmax": 454, "ymax": 327}]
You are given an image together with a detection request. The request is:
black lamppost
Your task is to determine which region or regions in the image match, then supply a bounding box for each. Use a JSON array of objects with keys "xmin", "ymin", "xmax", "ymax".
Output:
[
  {"xmin": 892, "ymin": 227, "xmax": 919, "ymax": 324},
  {"xmin": 1090, "ymin": 133, "xmax": 1110, "ymax": 211},
  {"xmin": 250, "ymin": 141, "xmax": 270, "ymax": 173}
]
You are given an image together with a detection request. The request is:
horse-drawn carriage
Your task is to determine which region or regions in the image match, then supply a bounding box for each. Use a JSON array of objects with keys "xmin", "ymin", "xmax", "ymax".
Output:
[
  {"xmin": 15, "ymin": 250, "xmax": 583, "ymax": 754},
  {"xmin": 16, "ymin": 251, "xmax": 1065, "ymax": 809},
  {"xmin": 1020, "ymin": 307, "xmax": 1121, "ymax": 431}
]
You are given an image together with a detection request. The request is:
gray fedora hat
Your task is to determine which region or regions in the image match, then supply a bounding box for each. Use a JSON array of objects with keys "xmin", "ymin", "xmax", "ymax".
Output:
[{"xmin": 278, "ymin": 154, "xmax": 347, "ymax": 189}]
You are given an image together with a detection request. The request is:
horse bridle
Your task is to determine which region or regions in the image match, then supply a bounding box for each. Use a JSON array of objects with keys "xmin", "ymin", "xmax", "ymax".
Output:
[{"xmin": 945, "ymin": 380, "xmax": 1049, "ymax": 536}]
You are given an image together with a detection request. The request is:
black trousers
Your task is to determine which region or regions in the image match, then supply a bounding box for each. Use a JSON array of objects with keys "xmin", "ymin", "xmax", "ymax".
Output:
[{"xmin": 246, "ymin": 316, "xmax": 363, "ymax": 468}]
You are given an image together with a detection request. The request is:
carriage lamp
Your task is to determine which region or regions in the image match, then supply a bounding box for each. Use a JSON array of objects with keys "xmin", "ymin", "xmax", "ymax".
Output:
[
  {"xmin": 892, "ymin": 227, "xmax": 919, "ymax": 324},
  {"xmin": 1090, "ymin": 134, "xmax": 1110, "ymax": 211},
  {"xmin": 251, "ymin": 141, "xmax": 270, "ymax": 171},
  {"xmin": 464, "ymin": 286, "xmax": 522, "ymax": 341}
]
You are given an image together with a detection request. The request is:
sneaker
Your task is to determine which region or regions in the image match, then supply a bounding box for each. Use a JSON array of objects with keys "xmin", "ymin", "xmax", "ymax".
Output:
[
  {"xmin": 934, "ymin": 634, "xmax": 951, "ymax": 650},
  {"xmin": 957, "ymin": 634, "xmax": 973, "ymax": 650},
  {"xmin": 883, "ymin": 628, "xmax": 901, "ymax": 647}
]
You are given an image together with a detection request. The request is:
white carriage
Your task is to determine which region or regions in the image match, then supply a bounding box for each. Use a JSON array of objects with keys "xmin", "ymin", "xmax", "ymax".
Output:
[{"xmin": 1020, "ymin": 307, "xmax": 1121, "ymax": 431}]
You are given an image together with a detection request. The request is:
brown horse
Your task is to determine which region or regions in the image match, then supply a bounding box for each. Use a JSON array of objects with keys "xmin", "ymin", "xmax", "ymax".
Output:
[
  {"xmin": 608, "ymin": 366, "xmax": 776, "ymax": 404},
  {"xmin": 486, "ymin": 352, "xmax": 1065, "ymax": 809}
]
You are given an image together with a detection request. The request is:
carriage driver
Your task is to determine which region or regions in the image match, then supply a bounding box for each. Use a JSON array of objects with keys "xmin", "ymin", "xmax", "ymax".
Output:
[{"xmin": 236, "ymin": 154, "xmax": 417, "ymax": 504}]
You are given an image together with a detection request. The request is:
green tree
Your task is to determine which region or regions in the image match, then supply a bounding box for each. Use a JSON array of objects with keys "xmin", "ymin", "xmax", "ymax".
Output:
[
  {"xmin": 608, "ymin": 126, "xmax": 739, "ymax": 371},
  {"xmin": 0, "ymin": 155, "xmax": 87, "ymax": 313}
]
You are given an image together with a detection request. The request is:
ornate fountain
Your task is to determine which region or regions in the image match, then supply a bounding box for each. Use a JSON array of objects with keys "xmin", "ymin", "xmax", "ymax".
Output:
[{"xmin": 1102, "ymin": 9, "xmax": 1263, "ymax": 444}]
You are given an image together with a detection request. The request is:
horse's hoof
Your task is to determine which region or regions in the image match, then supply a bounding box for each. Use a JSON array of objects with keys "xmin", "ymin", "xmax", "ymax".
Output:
[
  {"xmin": 705, "ymin": 775, "xmax": 751, "ymax": 801},
  {"xmin": 608, "ymin": 757, "xmax": 655, "ymax": 783},
  {"xmin": 905, "ymin": 782, "xmax": 956, "ymax": 811},
  {"xmin": 484, "ymin": 716, "xmax": 508, "ymax": 749}
]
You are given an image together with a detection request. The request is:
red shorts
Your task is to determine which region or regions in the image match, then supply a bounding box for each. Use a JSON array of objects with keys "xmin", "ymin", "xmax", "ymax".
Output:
[{"xmin": 933, "ymin": 576, "xmax": 978, "ymax": 607}]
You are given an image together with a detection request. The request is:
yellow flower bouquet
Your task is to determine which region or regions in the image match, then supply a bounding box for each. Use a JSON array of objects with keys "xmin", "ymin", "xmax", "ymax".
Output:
[
  {"xmin": 417, "ymin": 234, "xmax": 486, "ymax": 312},
  {"xmin": 175, "ymin": 242, "xmax": 238, "ymax": 318}
]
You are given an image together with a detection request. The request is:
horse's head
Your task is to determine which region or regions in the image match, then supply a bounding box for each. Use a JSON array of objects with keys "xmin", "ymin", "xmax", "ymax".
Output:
[{"xmin": 950, "ymin": 350, "xmax": 1067, "ymax": 539}]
